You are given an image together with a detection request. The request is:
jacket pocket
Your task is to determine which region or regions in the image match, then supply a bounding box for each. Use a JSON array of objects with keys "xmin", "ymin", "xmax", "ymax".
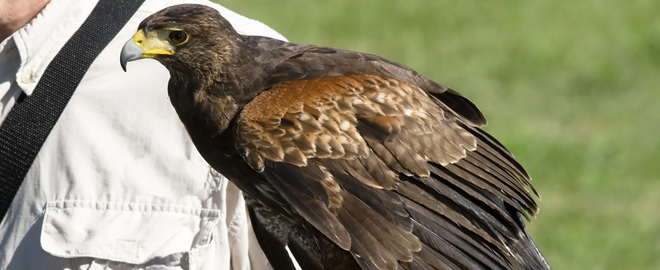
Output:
[{"xmin": 40, "ymin": 200, "xmax": 221, "ymax": 269}]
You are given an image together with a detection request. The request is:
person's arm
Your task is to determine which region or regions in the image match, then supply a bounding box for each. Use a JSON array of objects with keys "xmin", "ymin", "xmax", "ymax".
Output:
[{"xmin": 0, "ymin": 0, "xmax": 50, "ymax": 41}]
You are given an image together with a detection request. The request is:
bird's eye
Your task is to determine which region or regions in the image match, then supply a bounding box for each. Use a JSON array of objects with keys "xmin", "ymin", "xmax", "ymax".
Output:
[{"xmin": 169, "ymin": 31, "xmax": 188, "ymax": 44}]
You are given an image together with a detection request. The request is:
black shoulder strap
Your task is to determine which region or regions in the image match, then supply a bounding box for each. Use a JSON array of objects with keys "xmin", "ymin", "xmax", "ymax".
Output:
[{"xmin": 0, "ymin": 0, "xmax": 146, "ymax": 221}]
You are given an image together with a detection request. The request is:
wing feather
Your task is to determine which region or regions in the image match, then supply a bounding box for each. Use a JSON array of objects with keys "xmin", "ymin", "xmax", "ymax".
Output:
[
  {"xmin": 235, "ymin": 70, "xmax": 545, "ymax": 269},
  {"xmin": 260, "ymin": 161, "xmax": 351, "ymax": 250}
]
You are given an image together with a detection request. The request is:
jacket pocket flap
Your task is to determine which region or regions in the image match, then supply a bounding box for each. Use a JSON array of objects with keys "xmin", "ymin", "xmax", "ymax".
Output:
[{"xmin": 41, "ymin": 200, "xmax": 219, "ymax": 265}]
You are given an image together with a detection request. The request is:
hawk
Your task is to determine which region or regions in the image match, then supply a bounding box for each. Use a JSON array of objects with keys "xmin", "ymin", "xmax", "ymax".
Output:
[{"xmin": 120, "ymin": 4, "xmax": 550, "ymax": 270}]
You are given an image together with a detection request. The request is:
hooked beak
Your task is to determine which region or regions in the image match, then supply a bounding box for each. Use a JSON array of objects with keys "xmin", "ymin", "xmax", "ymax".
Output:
[
  {"xmin": 120, "ymin": 29, "xmax": 174, "ymax": 71},
  {"xmin": 120, "ymin": 36, "xmax": 144, "ymax": 71}
]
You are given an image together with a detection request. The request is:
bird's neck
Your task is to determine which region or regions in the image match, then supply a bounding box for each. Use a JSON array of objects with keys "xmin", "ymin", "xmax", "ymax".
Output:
[{"xmin": 168, "ymin": 45, "xmax": 267, "ymax": 134}]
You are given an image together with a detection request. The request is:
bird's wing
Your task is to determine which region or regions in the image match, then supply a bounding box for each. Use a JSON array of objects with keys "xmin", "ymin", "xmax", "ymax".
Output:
[
  {"xmin": 234, "ymin": 71, "xmax": 546, "ymax": 269},
  {"xmin": 249, "ymin": 35, "xmax": 488, "ymax": 127}
]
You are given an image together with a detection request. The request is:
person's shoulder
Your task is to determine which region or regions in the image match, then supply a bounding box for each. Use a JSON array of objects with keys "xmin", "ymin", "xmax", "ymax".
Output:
[{"xmin": 140, "ymin": 0, "xmax": 287, "ymax": 41}]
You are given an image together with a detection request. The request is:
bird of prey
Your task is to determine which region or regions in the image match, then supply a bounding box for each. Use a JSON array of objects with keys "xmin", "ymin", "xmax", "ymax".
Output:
[{"xmin": 120, "ymin": 4, "xmax": 550, "ymax": 270}]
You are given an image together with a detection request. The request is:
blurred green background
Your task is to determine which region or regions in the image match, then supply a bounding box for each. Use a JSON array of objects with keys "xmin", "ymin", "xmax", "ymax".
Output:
[{"xmin": 218, "ymin": 1, "xmax": 660, "ymax": 269}]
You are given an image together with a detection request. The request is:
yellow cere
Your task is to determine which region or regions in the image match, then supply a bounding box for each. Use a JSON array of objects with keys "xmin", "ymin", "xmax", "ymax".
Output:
[{"xmin": 131, "ymin": 29, "xmax": 175, "ymax": 57}]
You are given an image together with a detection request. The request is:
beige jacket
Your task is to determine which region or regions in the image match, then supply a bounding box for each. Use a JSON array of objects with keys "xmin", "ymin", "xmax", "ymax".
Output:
[{"xmin": 0, "ymin": 0, "xmax": 285, "ymax": 269}]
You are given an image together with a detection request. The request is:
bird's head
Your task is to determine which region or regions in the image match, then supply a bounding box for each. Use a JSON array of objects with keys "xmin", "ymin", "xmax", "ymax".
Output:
[{"xmin": 120, "ymin": 4, "xmax": 242, "ymax": 78}]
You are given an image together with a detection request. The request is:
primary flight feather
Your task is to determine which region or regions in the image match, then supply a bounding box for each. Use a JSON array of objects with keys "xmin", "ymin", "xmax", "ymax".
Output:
[{"xmin": 120, "ymin": 4, "xmax": 550, "ymax": 270}]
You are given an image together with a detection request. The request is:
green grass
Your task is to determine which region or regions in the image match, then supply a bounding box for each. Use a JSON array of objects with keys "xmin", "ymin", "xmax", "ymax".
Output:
[{"xmin": 218, "ymin": 1, "xmax": 660, "ymax": 268}]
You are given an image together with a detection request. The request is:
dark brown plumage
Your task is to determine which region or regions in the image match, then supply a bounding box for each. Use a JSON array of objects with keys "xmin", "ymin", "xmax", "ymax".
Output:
[{"xmin": 120, "ymin": 4, "xmax": 550, "ymax": 270}]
